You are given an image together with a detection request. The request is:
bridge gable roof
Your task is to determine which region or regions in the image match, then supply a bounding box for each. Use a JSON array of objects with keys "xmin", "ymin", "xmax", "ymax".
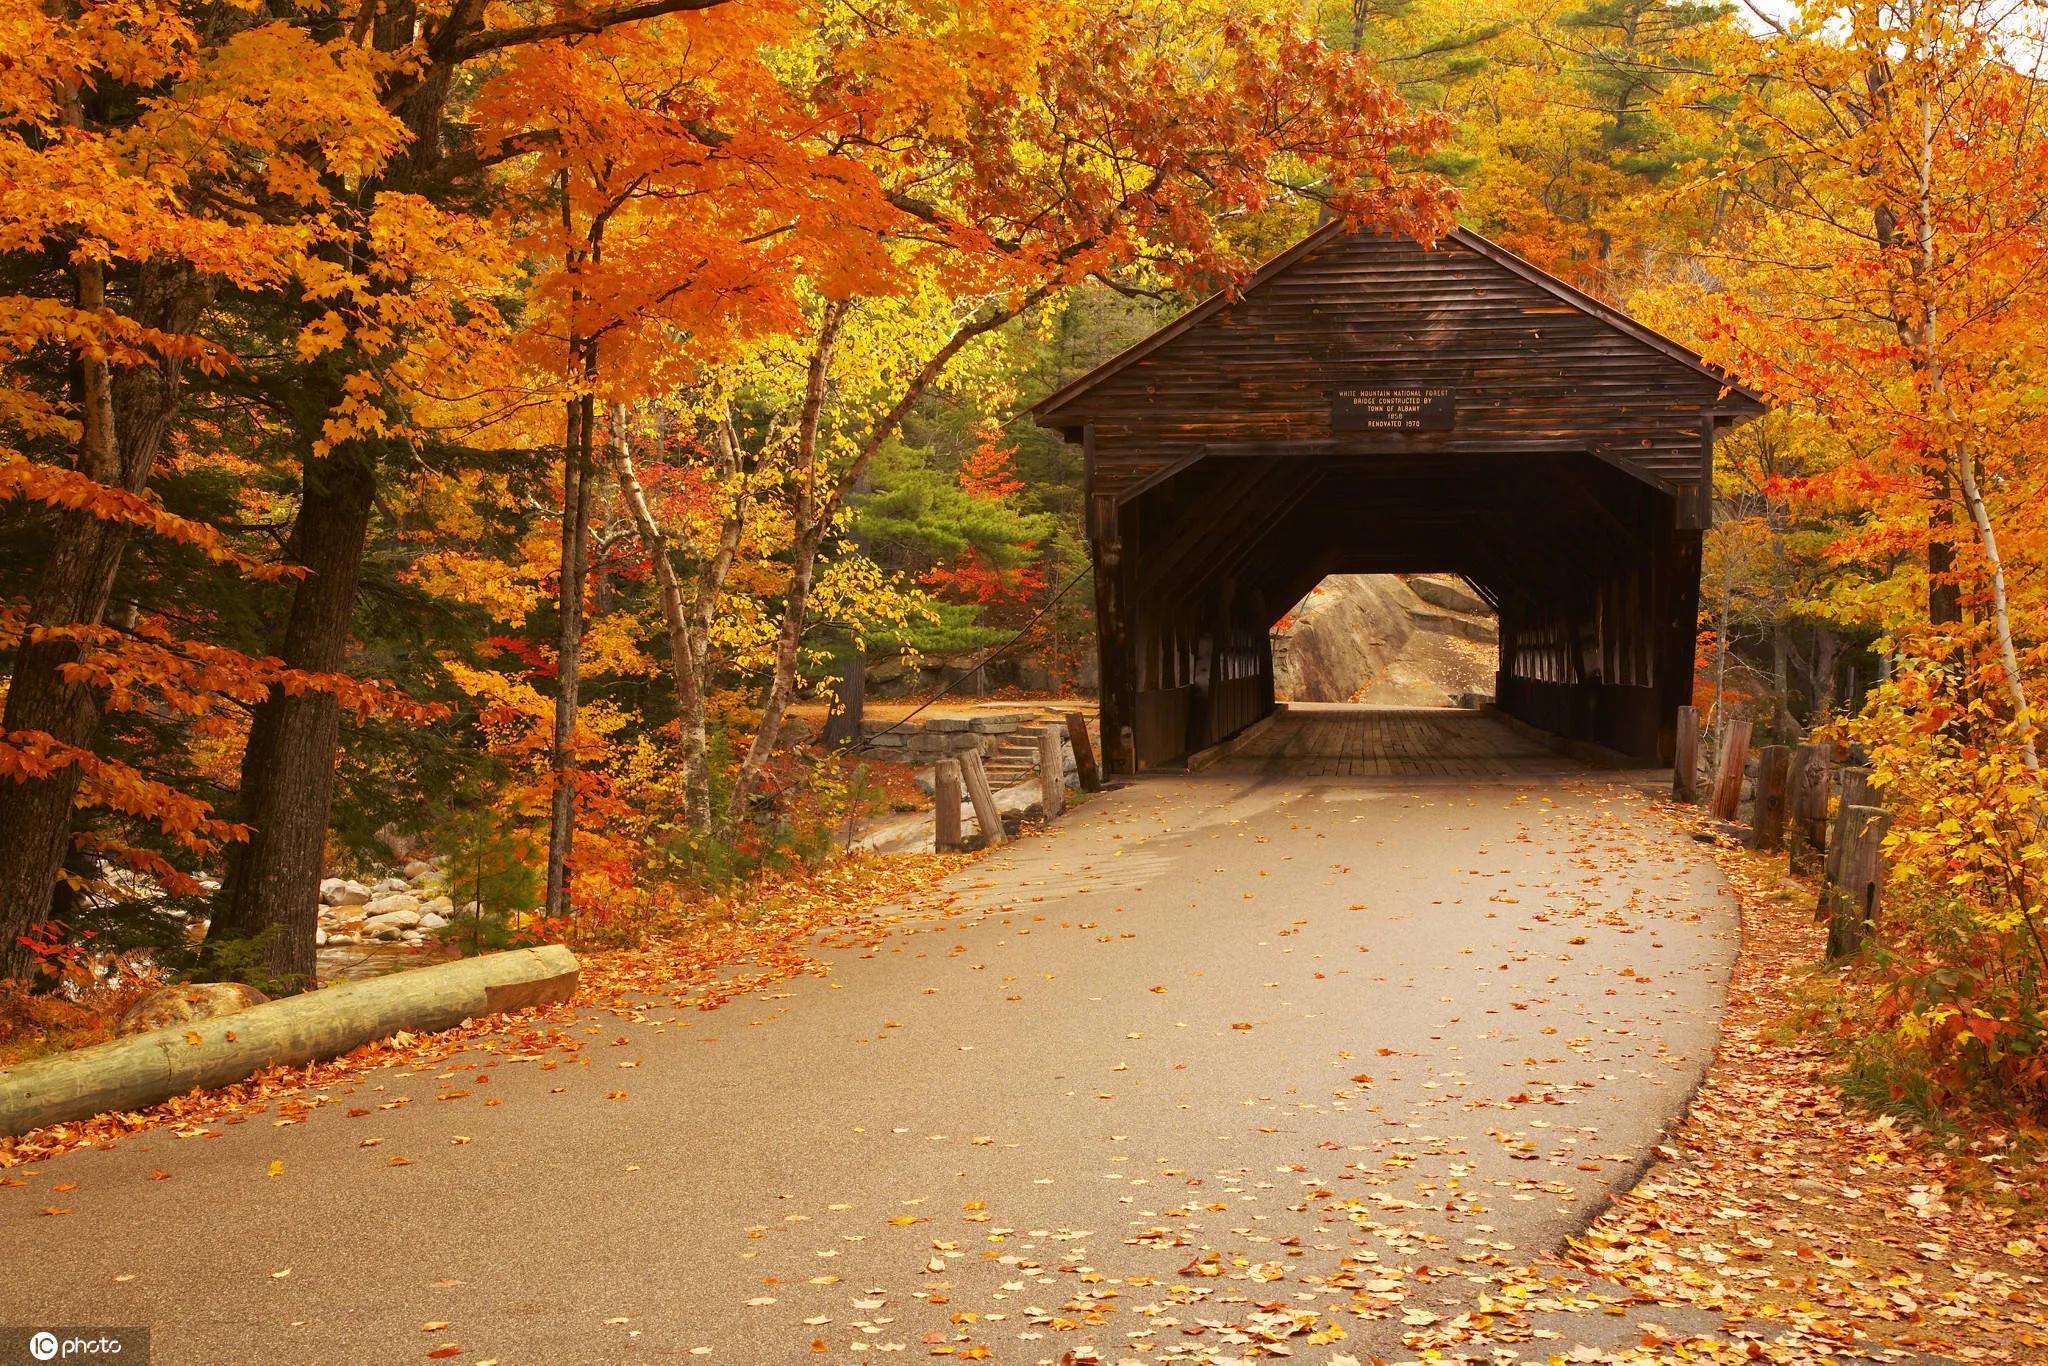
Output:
[{"xmin": 1033, "ymin": 223, "xmax": 1764, "ymax": 504}]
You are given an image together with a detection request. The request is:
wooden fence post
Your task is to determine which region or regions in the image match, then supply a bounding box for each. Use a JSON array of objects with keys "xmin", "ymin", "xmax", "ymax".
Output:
[
  {"xmin": 1749, "ymin": 745, "xmax": 1791, "ymax": 851},
  {"xmin": 1709, "ymin": 717, "xmax": 1752, "ymax": 821},
  {"xmin": 1786, "ymin": 743, "xmax": 1829, "ymax": 873},
  {"xmin": 1066, "ymin": 712, "xmax": 1102, "ymax": 792},
  {"xmin": 1673, "ymin": 705, "xmax": 1700, "ymax": 803},
  {"xmin": 1822, "ymin": 766, "xmax": 1873, "ymax": 894},
  {"xmin": 1038, "ymin": 725, "xmax": 1066, "ymax": 820},
  {"xmin": 933, "ymin": 758, "xmax": 963, "ymax": 853},
  {"xmin": 959, "ymin": 749, "xmax": 1007, "ymax": 848},
  {"xmin": 1825, "ymin": 805, "xmax": 1892, "ymax": 959}
]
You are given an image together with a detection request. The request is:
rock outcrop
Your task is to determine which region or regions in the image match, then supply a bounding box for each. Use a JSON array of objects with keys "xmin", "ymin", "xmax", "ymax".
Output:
[{"xmin": 1272, "ymin": 574, "xmax": 1497, "ymax": 706}]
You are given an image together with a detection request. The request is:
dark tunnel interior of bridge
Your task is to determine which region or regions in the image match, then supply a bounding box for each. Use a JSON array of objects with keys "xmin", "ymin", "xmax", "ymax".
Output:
[{"xmin": 1082, "ymin": 448, "xmax": 1700, "ymax": 772}]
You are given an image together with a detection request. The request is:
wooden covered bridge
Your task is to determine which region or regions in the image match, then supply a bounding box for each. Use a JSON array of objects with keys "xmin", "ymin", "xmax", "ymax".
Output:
[{"xmin": 1034, "ymin": 224, "xmax": 1765, "ymax": 776}]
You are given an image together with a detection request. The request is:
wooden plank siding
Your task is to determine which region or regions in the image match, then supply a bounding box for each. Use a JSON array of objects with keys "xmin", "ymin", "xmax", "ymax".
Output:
[{"xmin": 1036, "ymin": 225, "xmax": 1763, "ymax": 773}]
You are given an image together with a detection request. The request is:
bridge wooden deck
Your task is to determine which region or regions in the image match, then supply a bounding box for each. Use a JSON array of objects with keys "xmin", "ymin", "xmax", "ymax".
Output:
[{"xmin": 1223, "ymin": 703, "xmax": 1574, "ymax": 778}]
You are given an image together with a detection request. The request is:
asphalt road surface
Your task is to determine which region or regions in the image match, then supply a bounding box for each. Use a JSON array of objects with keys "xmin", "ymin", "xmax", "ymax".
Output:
[{"xmin": 0, "ymin": 709, "xmax": 1741, "ymax": 1365}]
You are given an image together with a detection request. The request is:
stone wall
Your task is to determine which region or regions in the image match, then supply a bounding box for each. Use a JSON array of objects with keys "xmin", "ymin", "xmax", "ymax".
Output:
[{"xmin": 852, "ymin": 712, "xmax": 1038, "ymax": 763}]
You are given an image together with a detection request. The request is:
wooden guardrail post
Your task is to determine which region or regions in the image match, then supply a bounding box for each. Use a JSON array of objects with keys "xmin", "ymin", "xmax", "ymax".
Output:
[
  {"xmin": 1748, "ymin": 744, "xmax": 1791, "ymax": 851},
  {"xmin": 959, "ymin": 748, "xmax": 1007, "ymax": 848},
  {"xmin": 1709, "ymin": 717, "xmax": 1752, "ymax": 821},
  {"xmin": 1786, "ymin": 743, "xmax": 1829, "ymax": 873},
  {"xmin": 933, "ymin": 758, "xmax": 964, "ymax": 852},
  {"xmin": 1673, "ymin": 705, "xmax": 1701, "ymax": 803},
  {"xmin": 1038, "ymin": 725, "xmax": 1066, "ymax": 820},
  {"xmin": 1822, "ymin": 765, "xmax": 1873, "ymax": 893},
  {"xmin": 1825, "ymin": 805, "xmax": 1892, "ymax": 959},
  {"xmin": 1065, "ymin": 711, "xmax": 1102, "ymax": 792}
]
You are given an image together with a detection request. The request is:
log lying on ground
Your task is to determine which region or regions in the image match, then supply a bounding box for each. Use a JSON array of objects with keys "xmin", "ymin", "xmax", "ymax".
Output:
[{"xmin": 0, "ymin": 945, "xmax": 579, "ymax": 1139}]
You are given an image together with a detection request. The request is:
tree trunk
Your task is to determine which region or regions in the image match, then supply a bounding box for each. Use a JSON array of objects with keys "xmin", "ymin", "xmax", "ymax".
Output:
[
  {"xmin": 207, "ymin": 443, "xmax": 379, "ymax": 991},
  {"xmin": 722, "ymin": 304, "xmax": 846, "ymax": 828},
  {"xmin": 608, "ymin": 420, "xmax": 714, "ymax": 829},
  {"xmin": 1954, "ymin": 450, "xmax": 2042, "ymax": 781},
  {"xmin": 1770, "ymin": 621, "xmax": 1796, "ymax": 736},
  {"xmin": 0, "ymin": 263, "xmax": 208, "ymax": 981},
  {"xmin": 724, "ymin": 525, "xmax": 824, "ymax": 825},
  {"xmin": 1928, "ymin": 494, "xmax": 1962, "ymax": 625},
  {"xmin": 544, "ymin": 387, "xmax": 596, "ymax": 917},
  {"xmin": 715, "ymin": 296, "xmax": 1019, "ymax": 826}
]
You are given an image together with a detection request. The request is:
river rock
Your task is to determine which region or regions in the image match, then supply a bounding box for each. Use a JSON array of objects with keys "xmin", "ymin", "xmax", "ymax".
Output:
[
  {"xmin": 362, "ymin": 892, "xmax": 420, "ymax": 918},
  {"xmin": 321, "ymin": 878, "xmax": 371, "ymax": 907},
  {"xmin": 402, "ymin": 859, "xmax": 436, "ymax": 880},
  {"xmin": 116, "ymin": 982, "xmax": 269, "ymax": 1037},
  {"xmin": 419, "ymin": 911, "xmax": 450, "ymax": 931},
  {"xmin": 364, "ymin": 907, "xmax": 422, "ymax": 933}
]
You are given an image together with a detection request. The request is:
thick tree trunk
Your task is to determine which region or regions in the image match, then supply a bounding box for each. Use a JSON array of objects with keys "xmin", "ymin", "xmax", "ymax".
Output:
[
  {"xmin": 1810, "ymin": 628, "xmax": 1841, "ymax": 717},
  {"xmin": 544, "ymin": 390, "xmax": 596, "ymax": 917},
  {"xmin": 207, "ymin": 445, "xmax": 378, "ymax": 991},
  {"xmin": 0, "ymin": 263, "xmax": 207, "ymax": 981}
]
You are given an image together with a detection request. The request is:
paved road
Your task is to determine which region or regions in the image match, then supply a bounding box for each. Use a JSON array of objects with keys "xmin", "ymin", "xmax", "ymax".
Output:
[{"xmin": 0, "ymin": 709, "xmax": 1738, "ymax": 1365}]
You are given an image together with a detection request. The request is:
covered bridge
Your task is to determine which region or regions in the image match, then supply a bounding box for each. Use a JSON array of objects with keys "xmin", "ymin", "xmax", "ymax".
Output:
[{"xmin": 1033, "ymin": 224, "xmax": 1765, "ymax": 775}]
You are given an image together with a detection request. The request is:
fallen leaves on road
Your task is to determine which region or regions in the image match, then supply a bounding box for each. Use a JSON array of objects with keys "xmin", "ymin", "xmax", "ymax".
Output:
[{"xmin": 1550, "ymin": 817, "xmax": 2048, "ymax": 1362}]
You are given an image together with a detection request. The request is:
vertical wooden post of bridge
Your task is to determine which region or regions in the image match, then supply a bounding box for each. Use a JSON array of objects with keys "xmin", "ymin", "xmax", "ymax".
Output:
[
  {"xmin": 1673, "ymin": 705, "xmax": 1701, "ymax": 803},
  {"xmin": 932, "ymin": 758, "xmax": 964, "ymax": 853},
  {"xmin": 1708, "ymin": 717, "xmax": 1752, "ymax": 821},
  {"xmin": 1038, "ymin": 725, "xmax": 1066, "ymax": 820},
  {"xmin": 1785, "ymin": 743, "xmax": 1830, "ymax": 873},
  {"xmin": 1748, "ymin": 745, "xmax": 1791, "ymax": 851}
]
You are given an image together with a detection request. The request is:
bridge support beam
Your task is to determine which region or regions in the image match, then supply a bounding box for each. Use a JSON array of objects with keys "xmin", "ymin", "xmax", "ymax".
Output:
[{"xmin": 1090, "ymin": 483, "xmax": 1138, "ymax": 777}]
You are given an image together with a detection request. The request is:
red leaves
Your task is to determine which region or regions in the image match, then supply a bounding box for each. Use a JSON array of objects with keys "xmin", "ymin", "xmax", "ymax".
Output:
[
  {"xmin": 956, "ymin": 430, "xmax": 1023, "ymax": 500},
  {"xmin": 0, "ymin": 728, "xmax": 246, "ymax": 854}
]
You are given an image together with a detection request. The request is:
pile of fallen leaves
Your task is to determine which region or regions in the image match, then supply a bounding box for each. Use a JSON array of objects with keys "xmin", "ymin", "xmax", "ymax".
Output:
[
  {"xmin": 1556, "ymin": 811, "xmax": 2048, "ymax": 1362},
  {"xmin": 0, "ymin": 853, "xmax": 965, "ymax": 1169}
]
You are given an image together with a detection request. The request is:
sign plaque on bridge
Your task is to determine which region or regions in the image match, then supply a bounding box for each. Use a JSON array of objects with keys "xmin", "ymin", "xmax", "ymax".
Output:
[{"xmin": 1330, "ymin": 384, "xmax": 1457, "ymax": 432}]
